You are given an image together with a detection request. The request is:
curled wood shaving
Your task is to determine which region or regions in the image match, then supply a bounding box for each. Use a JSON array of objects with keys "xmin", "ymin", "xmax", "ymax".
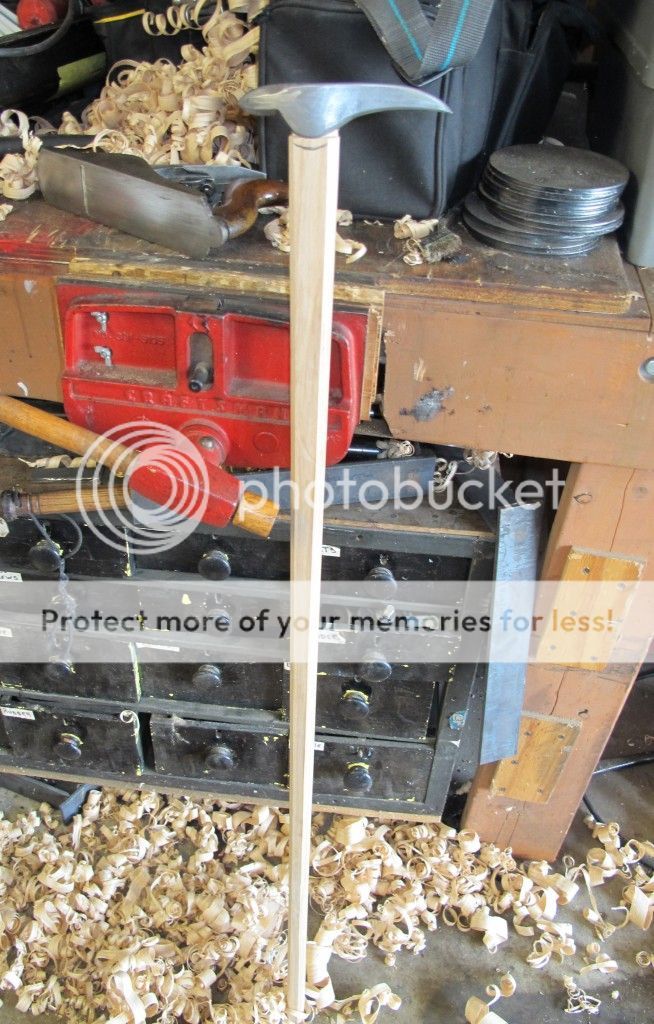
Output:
[
  {"xmin": 393, "ymin": 214, "xmax": 438, "ymax": 241},
  {"xmin": 263, "ymin": 206, "xmax": 367, "ymax": 263},
  {"xmin": 636, "ymin": 950, "xmax": 653, "ymax": 968},
  {"xmin": 465, "ymin": 977, "xmax": 515, "ymax": 1024},
  {"xmin": 0, "ymin": 204, "xmax": 13, "ymax": 221},
  {"xmin": 562, "ymin": 976, "xmax": 601, "ymax": 1015}
]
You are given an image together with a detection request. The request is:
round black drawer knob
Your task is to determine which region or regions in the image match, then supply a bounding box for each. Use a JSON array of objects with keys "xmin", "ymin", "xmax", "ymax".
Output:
[
  {"xmin": 198, "ymin": 549, "xmax": 231, "ymax": 581},
  {"xmin": 366, "ymin": 565, "xmax": 396, "ymax": 595},
  {"xmin": 45, "ymin": 661, "xmax": 74, "ymax": 686},
  {"xmin": 192, "ymin": 664, "xmax": 223, "ymax": 689},
  {"xmin": 29, "ymin": 539, "xmax": 63, "ymax": 574},
  {"xmin": 53, "ymin": 732, "xmax": 82, "ymax": 761},
  {"xmin": 357, "ymin": 655, "xmax": 392, "ymax": 684},
  {"xmin": 344, "ymin": 763, "xmax": 373, "ymax": 794},
  {"xmin": 206, "ymin": 743, "xmax": 236, "ymax": 771},
  {"xmin": 339, "ymin": 689, "xmax": 370, "ymax": 721}
]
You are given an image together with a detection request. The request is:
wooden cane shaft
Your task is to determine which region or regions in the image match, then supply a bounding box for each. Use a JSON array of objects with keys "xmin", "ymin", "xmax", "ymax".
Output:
[{"xmin": 287, "ymin": 130, "xmax": 340, "ymax": 1019}]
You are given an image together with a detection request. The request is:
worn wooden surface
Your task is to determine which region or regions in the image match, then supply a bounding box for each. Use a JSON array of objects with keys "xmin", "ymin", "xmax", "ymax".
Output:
[
  {"xmin": 383, "ymin": 297, "xmax": 654, "ymax": 471},
  {"xmin": 463, "ymin": 464, "xmax": 654, "ymax": 861},
  {"xmin": 490, "ymin": 713, "xmax": 581, "ymax": 804},
  {"xmin": 0, "ymin": 270, "xmax": 64, "ymax": 402},
  {"xmin": 0, "ymin": 199, "xmax": 647, "ymax": 315}
]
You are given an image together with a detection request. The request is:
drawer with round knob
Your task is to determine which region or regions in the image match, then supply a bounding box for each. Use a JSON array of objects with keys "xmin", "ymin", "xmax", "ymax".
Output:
[
  {"xmin": 284, "ymin": 659, "xmax": 448, "ymax": 740},
  {"xmin": 133, "ymin": 530, "xmax": 464, "ymax": 585},
  {"xmin": 0, "ymin": 699, "xmax": 143, "ymax": 774},
  {"xmin": 313, "ymin": 737, "xmax": 432, "ymax": 802},
  {"xmin": 0, "ymin": 632, "xmax": 139, "ymax": 701},
  {"xmin": 139, "ymin": 661, "xmax": 283, "ymax": 710},
  {"xmin": 315, "ymin": 673, "xmax": 438, "ymax": 740},
  {"xmin": 150, "ymin": 715, "xmax": 287, "ymax": 783},
  {"xmin": 0, "ymin": 517, "xmax": 132, "ymax": 579}
]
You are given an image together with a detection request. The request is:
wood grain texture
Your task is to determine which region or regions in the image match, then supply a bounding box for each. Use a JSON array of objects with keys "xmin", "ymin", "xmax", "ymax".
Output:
[
  {"xmin": 287, "ymin": 131, "xmax": 340, "ymax": 1019},
  {"xmin": 491, "ymin": 713, "xmax": 581, "ymax": 803},
  {"xmin": 463, "ymin": 464, "xmax": 654, "ymax": 860},
  {"xmin": 0, "ymin": 272, "xmax": 63, "ymax": 401},
  {"xmin": 383, "ymin": 298, "xmax": 654, "ymax": 471},
  {"xmin": 535, "ymin": 546, "xmax": 645, "ymax": 670}
]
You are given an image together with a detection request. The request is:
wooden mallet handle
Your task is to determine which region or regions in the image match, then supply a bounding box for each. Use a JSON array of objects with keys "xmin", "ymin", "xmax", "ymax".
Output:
[{"xmin": 0, "ymin": 397, "xmax": 277, "ymax": 536}]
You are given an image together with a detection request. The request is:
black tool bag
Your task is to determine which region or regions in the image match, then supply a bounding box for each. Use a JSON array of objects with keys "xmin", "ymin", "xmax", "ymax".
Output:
[{"xmin": 257, "ymin": 0, "xmax": 593, "ymax": 220}]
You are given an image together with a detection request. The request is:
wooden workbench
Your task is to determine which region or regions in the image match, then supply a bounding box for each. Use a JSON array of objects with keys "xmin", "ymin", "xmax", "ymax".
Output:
[{"xmin": 1, "ymin": 199, "xmax": 652, "ymax": 860}]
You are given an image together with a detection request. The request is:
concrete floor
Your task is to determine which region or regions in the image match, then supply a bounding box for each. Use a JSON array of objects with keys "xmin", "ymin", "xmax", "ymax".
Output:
[{"xmin": 0, "ymin": 759, "xmax": 651, "ymax": 1022}]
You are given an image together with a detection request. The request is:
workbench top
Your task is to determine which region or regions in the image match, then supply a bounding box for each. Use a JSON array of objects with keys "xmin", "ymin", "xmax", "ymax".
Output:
[{"xmin": 0, "ymin": 197, "xmax": 648, "ymax": 321}]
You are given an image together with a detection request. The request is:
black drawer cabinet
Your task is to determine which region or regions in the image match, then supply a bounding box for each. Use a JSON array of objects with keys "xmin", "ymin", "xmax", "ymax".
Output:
[
  {"xmin": 150, "ymin": 715, "xmax": 287, "ymax": 784},
  {"xmin": 0, "ymin": 427, "xmax": 498, "ymax": 817},
  {"xmin": 139, "ymin": 661, "xmax": 282, "ymax": 710},
  {"xmin": 0, "ymin": 699, "xmax": 143, "ymax": 774}
]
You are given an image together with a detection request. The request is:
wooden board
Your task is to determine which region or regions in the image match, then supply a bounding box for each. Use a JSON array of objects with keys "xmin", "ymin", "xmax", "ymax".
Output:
[
  {"xmin": 382, "ymin": 297, "xmax": 654, "ymax": 471},
  {"xmin": 535, "ymin": 546, "xmax": 646, "ymax": 670},
  {"xmin": 0, "ymin": 270, "xmax": 64, "ymax": 402},
  {"xmin": 463, "ymin": 463, "xmax": 654, "ymax": 861},
  {"xmin": 491, "ymin": 713, "xmax": 581, "ymax": 803}
]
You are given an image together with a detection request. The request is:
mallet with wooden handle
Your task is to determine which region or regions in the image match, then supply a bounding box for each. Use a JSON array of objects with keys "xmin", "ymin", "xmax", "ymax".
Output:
[
  {"xmin": 240, "ymin": 83, "xmax": 450, "ymax": 1018},
  {"xmin": 0, "ymin": 396, "xmax": 277, "ymax": 537}
]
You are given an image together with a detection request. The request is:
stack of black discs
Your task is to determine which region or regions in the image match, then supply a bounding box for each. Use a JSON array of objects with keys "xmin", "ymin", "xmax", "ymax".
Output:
[{"xmin": 463, "ymin": 144, "xmax": 628, "ymax": 256}]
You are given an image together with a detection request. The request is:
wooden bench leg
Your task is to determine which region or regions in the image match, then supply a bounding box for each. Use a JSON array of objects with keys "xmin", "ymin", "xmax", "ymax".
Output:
[{"xmin": 462, "ymin": 463, "xmax": 654, "ymax": 861}]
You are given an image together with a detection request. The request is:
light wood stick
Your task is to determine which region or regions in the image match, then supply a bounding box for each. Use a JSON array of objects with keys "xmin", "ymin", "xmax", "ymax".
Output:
[
  {"xmin": 287, "ymin": 130, "xmax": 340, "ymax": 1019},
  {"xmin": 0, "ymin": 396, "xmax": 134, "ymax": 470}
]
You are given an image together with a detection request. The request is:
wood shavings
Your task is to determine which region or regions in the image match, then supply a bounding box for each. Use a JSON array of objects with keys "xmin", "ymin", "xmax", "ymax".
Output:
[
  {"xmin": 263, "ymin": 207, "xmax": 367, "ymax": 262},
  {"xmin": 0, "ymin": 204, "xmax": 13, "ymax": 221},
  {"xmin": 393, "ymin": 215, "xmax": 463, "ymax": 266},
  {"xmin": 0, "ymin": 5, "xmax": 262, "ymax": 204},
  {"xmin": 465, "ymin": 974, "xmax": 516, "ymax": 1024},
  {"xmin": 393, "ymin": 214, "xmax": 439, "ymax": 240},
  {"xmin": 563, "ymin": 976, "xmax": 601, "ymax": 1015},
  {"xmin": 0, "ymin": 792, "xmax": 651, "ymax": 1024},
  {"xmin": 636, "ymin": 950, "xmax": 653, "ymax": 968}
]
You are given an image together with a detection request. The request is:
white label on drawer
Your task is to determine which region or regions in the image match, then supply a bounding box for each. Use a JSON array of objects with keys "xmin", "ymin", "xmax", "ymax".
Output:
[
  {"xmin": 322, "ymin": 545, "xmax": 340, "ymax": 557},
  {"xmin": 319, "ymin": 630, "xmax": 346, "ymax": 645},
  {"xmin": 0, "ymin": 572, "xmax": 21, "ymax": 583},
  {"xmin": 283, "ymin": 662, "xmax": 290, "ymax": 671},
  {"xmin": 314, "ymin": 741, "xmax": 325, "ymax": 752},
  {"xmin": 136, "ymin": 642, "xmax": 181, "ymax": 653},
  {"xmin": 0, "ymin": 627, "xmax": 12, "ymax": 638},
  {"xmin": 1, "ymin": 707, "xmax": 34, "ymax": 720}
]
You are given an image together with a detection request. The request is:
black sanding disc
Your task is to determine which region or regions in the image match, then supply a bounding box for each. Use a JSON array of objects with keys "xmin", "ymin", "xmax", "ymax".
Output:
[
  {"xmin": 481, "ymin": 166, "xmax": 621, "ymax": 218},
  {"xmin": 478, "ymin": 182, "xmax": 625, "ymax": 234},
  {"xmin": 488, "ymin": 144, "xmax": 629, "ymax": 200},
  {"xmin": 463, "ymin": 194, "xmax": 600, "ymax": 256}
]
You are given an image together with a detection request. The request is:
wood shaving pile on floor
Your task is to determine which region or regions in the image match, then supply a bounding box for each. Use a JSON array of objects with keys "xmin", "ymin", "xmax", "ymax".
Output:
[{"xmin": 0, "ymin": 790, "xmax": 651, "ymax": 1024}]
